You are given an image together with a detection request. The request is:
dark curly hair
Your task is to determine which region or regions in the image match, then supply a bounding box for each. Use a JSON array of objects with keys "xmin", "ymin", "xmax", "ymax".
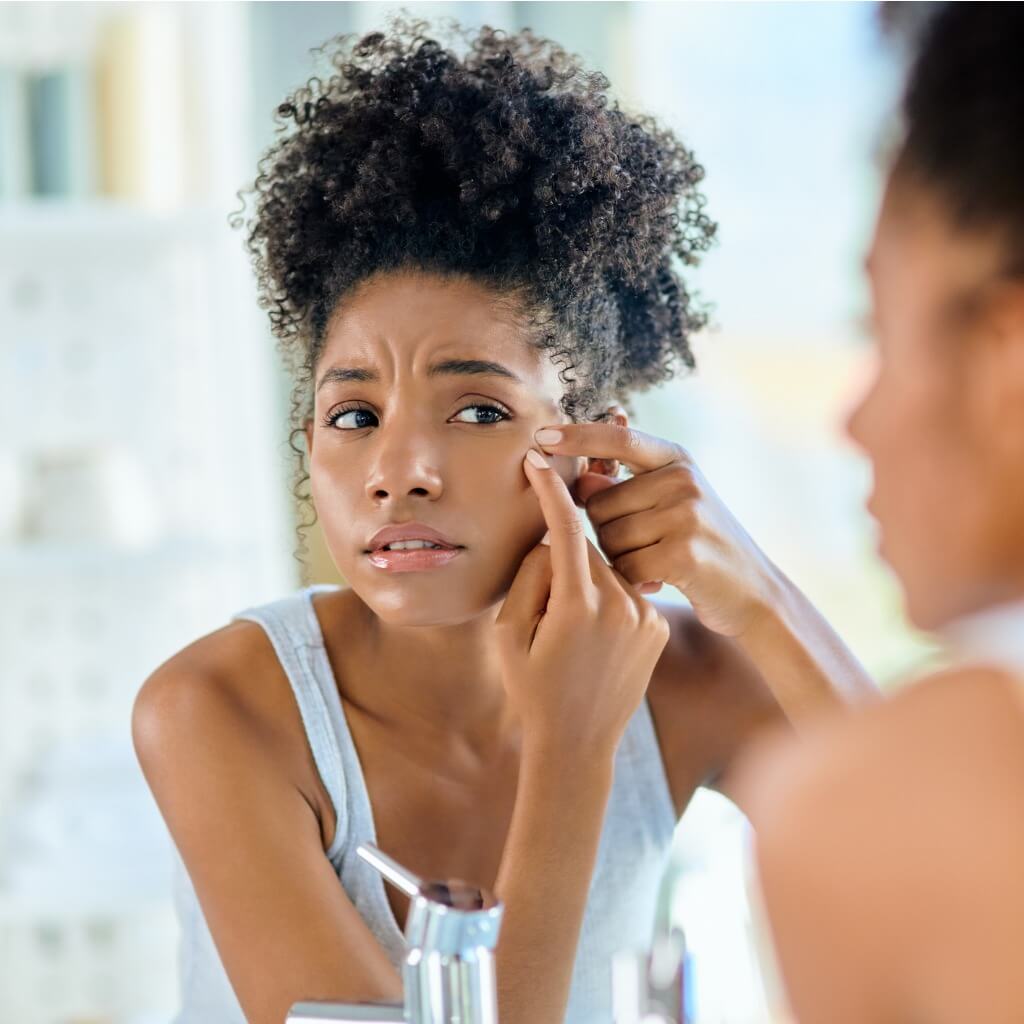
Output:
[
  {"xmin": 232, "ymin": 16, "xmax": 717, "ymax": 568},
  {"xmin": 881, "ymin": 2, "xmax": 1024, "ymax": 274}
]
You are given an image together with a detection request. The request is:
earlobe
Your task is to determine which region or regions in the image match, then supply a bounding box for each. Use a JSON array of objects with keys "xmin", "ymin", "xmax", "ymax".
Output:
[
  {"xmin": 597, "ymin": 404, "xmax": 628, "ymax": 478},
  {"xmin": 587, "ymin": 457, "xmax": 620, "ymax": 478}
]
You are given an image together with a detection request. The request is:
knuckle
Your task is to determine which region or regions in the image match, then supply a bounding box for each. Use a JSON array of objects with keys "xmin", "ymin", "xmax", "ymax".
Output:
[
  {"xmin": 671, "ymin": 443, "xmax": 694, "ymax": 467},
  {"xmin": 647, "ymin": 604, "xmax": 670, "ymax": 631},
  {"xmin": 604, "ymin": 590, "xmax": 639, "ymax": 627},
  {"xmin": 673, "ymin": 502, "xmax": 699, "ymax": 534},
  {"xmin": 563, "ymin": 514, "xmax": 586, "ymax": 537},
  {"xmin": 667, "ymin": 463, "xmax": 699, "ymax": 500},
  {"xmin": 672, "ymin": 539, "xmax": 697, "ymax": 575},
  {"xmin": 651, "ymin": 614, "xmax": 671, "ymax": 646},
  {"xmin": 578, "ymin": 588, "xmax": 601, "ymax": 619}
]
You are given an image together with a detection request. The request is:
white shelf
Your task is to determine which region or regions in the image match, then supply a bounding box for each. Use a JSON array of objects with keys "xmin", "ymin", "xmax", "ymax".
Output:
[
  {"xmin": 0, "ymin": 537, "xmax": 271, "ymax": 572},
  {"xmin": 0, "ymin": 196, "xmax": 231, "ymax": 240}
]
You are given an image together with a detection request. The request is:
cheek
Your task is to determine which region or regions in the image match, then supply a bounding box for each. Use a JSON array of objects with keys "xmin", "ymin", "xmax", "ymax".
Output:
[
  {"xmin": 466, "ymin": 449, "xmax": 571, "ymax": 529},
  {"xmin": 872, "ymin": 375, "xmax": 982, "ymax": 581}
]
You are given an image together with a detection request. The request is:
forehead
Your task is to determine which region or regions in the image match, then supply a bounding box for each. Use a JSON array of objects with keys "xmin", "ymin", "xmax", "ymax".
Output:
[{"xmin": 321, "ymin": 270, "xmax": 553, "ymax": 382}]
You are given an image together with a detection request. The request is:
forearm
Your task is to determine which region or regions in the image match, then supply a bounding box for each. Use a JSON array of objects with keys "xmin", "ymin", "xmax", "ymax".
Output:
[
  {"xmin": 492, "ymin": 741, "xmax": 615, "ymax": 1024},
  {"xmin": 737, "ymin": 567, "xmax": 880, "ymax": 726}
]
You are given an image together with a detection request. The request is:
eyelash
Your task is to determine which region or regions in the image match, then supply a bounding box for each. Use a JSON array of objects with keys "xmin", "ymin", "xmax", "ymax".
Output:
[{"xmin": 321, "ymin": 401, "xmax": 513, "ymax": 431}]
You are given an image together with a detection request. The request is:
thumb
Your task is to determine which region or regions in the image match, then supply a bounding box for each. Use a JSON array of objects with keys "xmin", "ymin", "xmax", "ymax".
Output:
[
  {"xmin": 495, "ymin": 541, "xmax": 553, "ymax": 647},
  {"xmin": 573, "ymin": 471, "xmax": 619, "ymax": 507}
]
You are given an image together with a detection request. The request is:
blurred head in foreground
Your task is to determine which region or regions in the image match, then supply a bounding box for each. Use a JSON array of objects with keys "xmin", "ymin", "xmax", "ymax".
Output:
[
  {"xmin": 847, "ymin": 2, "xmax": 1024, "ymax": 631},
  {"xmin": 235, "ymin": 18, "xmax": 715, "ymax": 621}
]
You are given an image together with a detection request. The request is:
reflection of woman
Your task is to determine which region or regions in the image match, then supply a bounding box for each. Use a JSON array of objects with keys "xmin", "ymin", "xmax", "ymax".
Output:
[
  {"xmin": 743, "ymin": 5, "xmax": 1024, "ymax": 1023},
  {"xmin": 132, "ymin": 20, "xmax": 874, "ymax": 1024}
]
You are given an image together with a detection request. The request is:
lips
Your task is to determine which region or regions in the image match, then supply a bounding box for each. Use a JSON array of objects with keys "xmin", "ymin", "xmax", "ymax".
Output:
[
  {"xmin": 365, "ymin": 545, "xmax": 464, "ymax": 573},
  {"xmin": 365, "ymin": 521, "xmax": 462, "ymax": 553}
]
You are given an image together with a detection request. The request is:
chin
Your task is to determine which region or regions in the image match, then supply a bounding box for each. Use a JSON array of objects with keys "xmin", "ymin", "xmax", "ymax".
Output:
[
  {"xmin": 358, "ymin": 584, "xmax": 505, "ymax": 627},
  {"xmin": 365, "ymin": 599, "xmax": 475, "ymax": 628},
  {"xmin": 902, "ymin": 580, "xmax": 969, "ymax": 634}
]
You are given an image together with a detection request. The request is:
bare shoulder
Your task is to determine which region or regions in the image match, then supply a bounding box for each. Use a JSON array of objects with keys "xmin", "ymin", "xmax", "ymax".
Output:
[
  {"xmin": 746, "ymin": 663, "xmax": 1024, "ymax": 906},
  {"xmin": 134, "ymin": 617, "xmax": 284, "ymax": 746},
  {"xmin": 754, "ymin": 664, "xmax": 1024, "ymax": 815},
  {"xmin": 745, "ymin": 667, "xmax": 1024, "ymax": 1022},
  {"xmin": 132, "ymin": 612, "xmax": 333, "ymax": 845},
  {"xmin": 130, "ymin": 603, "xmax": 402, "ymax": 1021}
]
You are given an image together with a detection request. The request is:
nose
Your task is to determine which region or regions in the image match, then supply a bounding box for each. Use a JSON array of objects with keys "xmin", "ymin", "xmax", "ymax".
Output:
[{"xmin": 363, "ymin": 416, "xmax": 444, "ymax": 503}]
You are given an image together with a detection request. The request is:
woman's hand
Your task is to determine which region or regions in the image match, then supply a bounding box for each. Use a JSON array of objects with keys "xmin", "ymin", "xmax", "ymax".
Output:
[
  {"xmin": 533, "ymin": 422, "xmax": 782, "ymax": 639},
  {"xmin": 494, "ymin": 448, "xmax": 671, "ymax": 757}
]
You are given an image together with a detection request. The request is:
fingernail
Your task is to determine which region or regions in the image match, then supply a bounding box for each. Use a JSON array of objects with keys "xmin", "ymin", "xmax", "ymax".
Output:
[
  {"xmin": 539, "ymin": 530, "xmax": 551, "ymax": 546},
  {"xmin": 525, "ymin": 448, "xmax": 550, "ymax": 469},
  {"xmin": 534, "ymin": 428, "xmax": 562, "ymax": 446}
]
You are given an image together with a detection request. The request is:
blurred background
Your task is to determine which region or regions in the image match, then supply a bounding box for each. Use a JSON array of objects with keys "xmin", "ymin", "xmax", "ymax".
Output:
[{"xmin": 0, "ymin": 2, "xmax": 938, "ymax": 1022}]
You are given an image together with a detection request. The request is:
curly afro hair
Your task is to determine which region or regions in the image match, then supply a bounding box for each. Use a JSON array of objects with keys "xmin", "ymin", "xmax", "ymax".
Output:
[{"xmin": 233, "ymin": 16, "xmax": 716, "ymax": 560}]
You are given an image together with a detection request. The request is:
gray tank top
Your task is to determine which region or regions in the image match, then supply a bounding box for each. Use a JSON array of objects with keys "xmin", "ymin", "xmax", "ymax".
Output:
[{"xmin": 171, "ymin": 583, "xmax": 677, "ymax": 1024}]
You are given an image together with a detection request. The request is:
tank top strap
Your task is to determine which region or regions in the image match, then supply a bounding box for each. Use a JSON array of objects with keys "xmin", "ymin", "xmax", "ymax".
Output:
[{"xmin": 230, "ymin": 584, "xmax": 352, "ymax": 863}]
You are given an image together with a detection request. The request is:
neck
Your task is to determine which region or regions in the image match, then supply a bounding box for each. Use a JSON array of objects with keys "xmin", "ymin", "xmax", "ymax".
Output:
[
  {"xmin": 341, "ymin": 591, "xmax": 518, "ymax": 754},
  {"xmin": 941, "ymin": 582, "xmax": 1024, "ymax": 675}
]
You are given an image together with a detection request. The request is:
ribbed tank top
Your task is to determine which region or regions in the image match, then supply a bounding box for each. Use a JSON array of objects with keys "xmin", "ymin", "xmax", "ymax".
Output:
[{"xmin": 170, "ymin": 583, "xmax": 678, "ymax": 1024}]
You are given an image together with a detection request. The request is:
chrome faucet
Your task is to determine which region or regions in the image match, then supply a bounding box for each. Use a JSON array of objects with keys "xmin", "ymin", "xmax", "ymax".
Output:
[{"xmin": 286, "ymin": 843, "xmax": 504, "ymax": 1024}]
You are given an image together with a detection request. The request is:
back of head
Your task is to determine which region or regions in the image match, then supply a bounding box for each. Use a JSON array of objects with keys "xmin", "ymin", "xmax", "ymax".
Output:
[{"xmin": 885, "ymin": 1, "xmax": 1024, "ymax": 274}]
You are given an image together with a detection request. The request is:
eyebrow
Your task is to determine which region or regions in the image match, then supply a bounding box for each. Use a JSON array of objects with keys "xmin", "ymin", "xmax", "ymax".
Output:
[{"xmin": 316, "ymin": 358, "xmax": 524, "ymax": 392}]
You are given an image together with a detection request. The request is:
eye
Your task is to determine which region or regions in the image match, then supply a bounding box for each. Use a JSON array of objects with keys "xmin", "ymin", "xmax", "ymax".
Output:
[
  {"xmin": 451, "ymin": 402, "xmax": 512, "ymax": 425},
  {"xmin": 321, "ymin": 401, "xmax": 512, "ymax": 431},
  {"xmin": 322, "ymin": 405, "xmax": 377, "ymax": 430}
]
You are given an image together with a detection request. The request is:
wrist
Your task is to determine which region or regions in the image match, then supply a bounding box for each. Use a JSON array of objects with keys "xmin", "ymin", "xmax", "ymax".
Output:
[
  {"xmin": 736, "ymin": 561, "xmax": 795, "ymax": 651},
  {"xmin": 520, "ymin": 732, "xmax": 617, "ymax": 781}
]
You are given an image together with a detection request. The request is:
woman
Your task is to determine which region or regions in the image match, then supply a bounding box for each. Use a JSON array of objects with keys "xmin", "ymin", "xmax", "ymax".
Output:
[
  {"xmin": 742, "ymin": 4, "xmax": 1024, "ymax": 1022},
  {"xmin": 132, "ymin": 19, "xmax": 874, "ymax": 1024}
]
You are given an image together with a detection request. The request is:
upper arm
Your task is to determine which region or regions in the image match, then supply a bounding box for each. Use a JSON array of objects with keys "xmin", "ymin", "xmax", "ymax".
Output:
[
  {"xmin": 646, "ymin": 602, "xmax": 787, "ymax": 818},
  {"xmin": 131, "ymin": 660, "xmax": 402, "ymax": 1024}
]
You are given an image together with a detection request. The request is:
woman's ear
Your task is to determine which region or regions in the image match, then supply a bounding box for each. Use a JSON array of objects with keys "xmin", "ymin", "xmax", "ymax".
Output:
[
  {"xmin": 304, "ymin": 419, "xmax": 314, "ymax": 457},
  {"xmin": 586, "ymin": 404, "xmax": 628, "ymax": 478},
  {"xmin": 571, "ymin": 405, "xmax": 628, "ymax": 508}
]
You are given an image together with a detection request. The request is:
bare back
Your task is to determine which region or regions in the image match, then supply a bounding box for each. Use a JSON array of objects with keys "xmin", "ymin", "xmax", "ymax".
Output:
[{"xmin": 751, "ymin": 666, "xmax": 1024, "ymax": 1024}]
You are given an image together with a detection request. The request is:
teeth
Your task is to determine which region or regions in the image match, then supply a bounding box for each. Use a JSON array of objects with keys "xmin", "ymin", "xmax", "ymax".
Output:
[{"xmin": 382, "ymin": 540, "xmax": 445, "ymax": 551}]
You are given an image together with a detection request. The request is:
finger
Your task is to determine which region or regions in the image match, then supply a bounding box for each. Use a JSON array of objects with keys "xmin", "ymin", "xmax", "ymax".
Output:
[
  {"xmin": 523, "ymin": 449, "xmax": 591, "ymax": 601},
  {"xmin": 594, "ymin": 506, "xmax": 668, "ymax": 559},
  {"xmin": 574, "ymin": 471, "xmax": 618, "ymax": 507},
  {"xmin": 584, "ymin": 462, "xmax": 689, "ymax": 527},
  {"xmin": 583, "ymin": 534, "xmax": 613, "ymax": 588},
  {"xmin": 534, "ymin": 422, "xmax": 685, "ymax": 477},
  {"xmin": 589, "ymin": 543, "xmax": 655, "ymax": 611},
  {"xmin": 612, "ymin": 540, "xmax": 677, "ymax": 592},
  {"xmin": 636, "ymin": 581, "xmax": 664, "ymax": 595},
  {"xmin": 495, "ymin": 543, "xmax": 552, "ymax": 645}
]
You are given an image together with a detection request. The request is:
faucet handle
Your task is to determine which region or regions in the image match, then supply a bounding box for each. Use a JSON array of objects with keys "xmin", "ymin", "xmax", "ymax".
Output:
[
  {"xmin": 357, "ymin": 843, "xmax": 490, "ymax": 912},
  {"xmin": 357, "ymin": 842, "xmax": 503, "ymax": 956},
  {"xmin": 356, "ymin": 843, "xmax": 425, "ymax": 898}
]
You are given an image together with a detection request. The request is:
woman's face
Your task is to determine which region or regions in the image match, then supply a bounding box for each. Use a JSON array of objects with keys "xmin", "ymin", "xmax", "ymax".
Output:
[
  {"xmin": 846, "ymin": 177, "xmax": 1024, "ymax": 630},
  {"xmin": 305, "ymin": 269, "xmax": 585, "ymax": 626}
]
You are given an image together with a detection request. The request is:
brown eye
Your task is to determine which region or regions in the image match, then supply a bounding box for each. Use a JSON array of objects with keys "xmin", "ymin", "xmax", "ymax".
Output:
[
  {"xmin": 323, "ymin": 405, "xmax": 377, "ymax": 430},
  {"xmin": 451, "ymin": 403, "xmax": 511, "ymax": 425}
]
